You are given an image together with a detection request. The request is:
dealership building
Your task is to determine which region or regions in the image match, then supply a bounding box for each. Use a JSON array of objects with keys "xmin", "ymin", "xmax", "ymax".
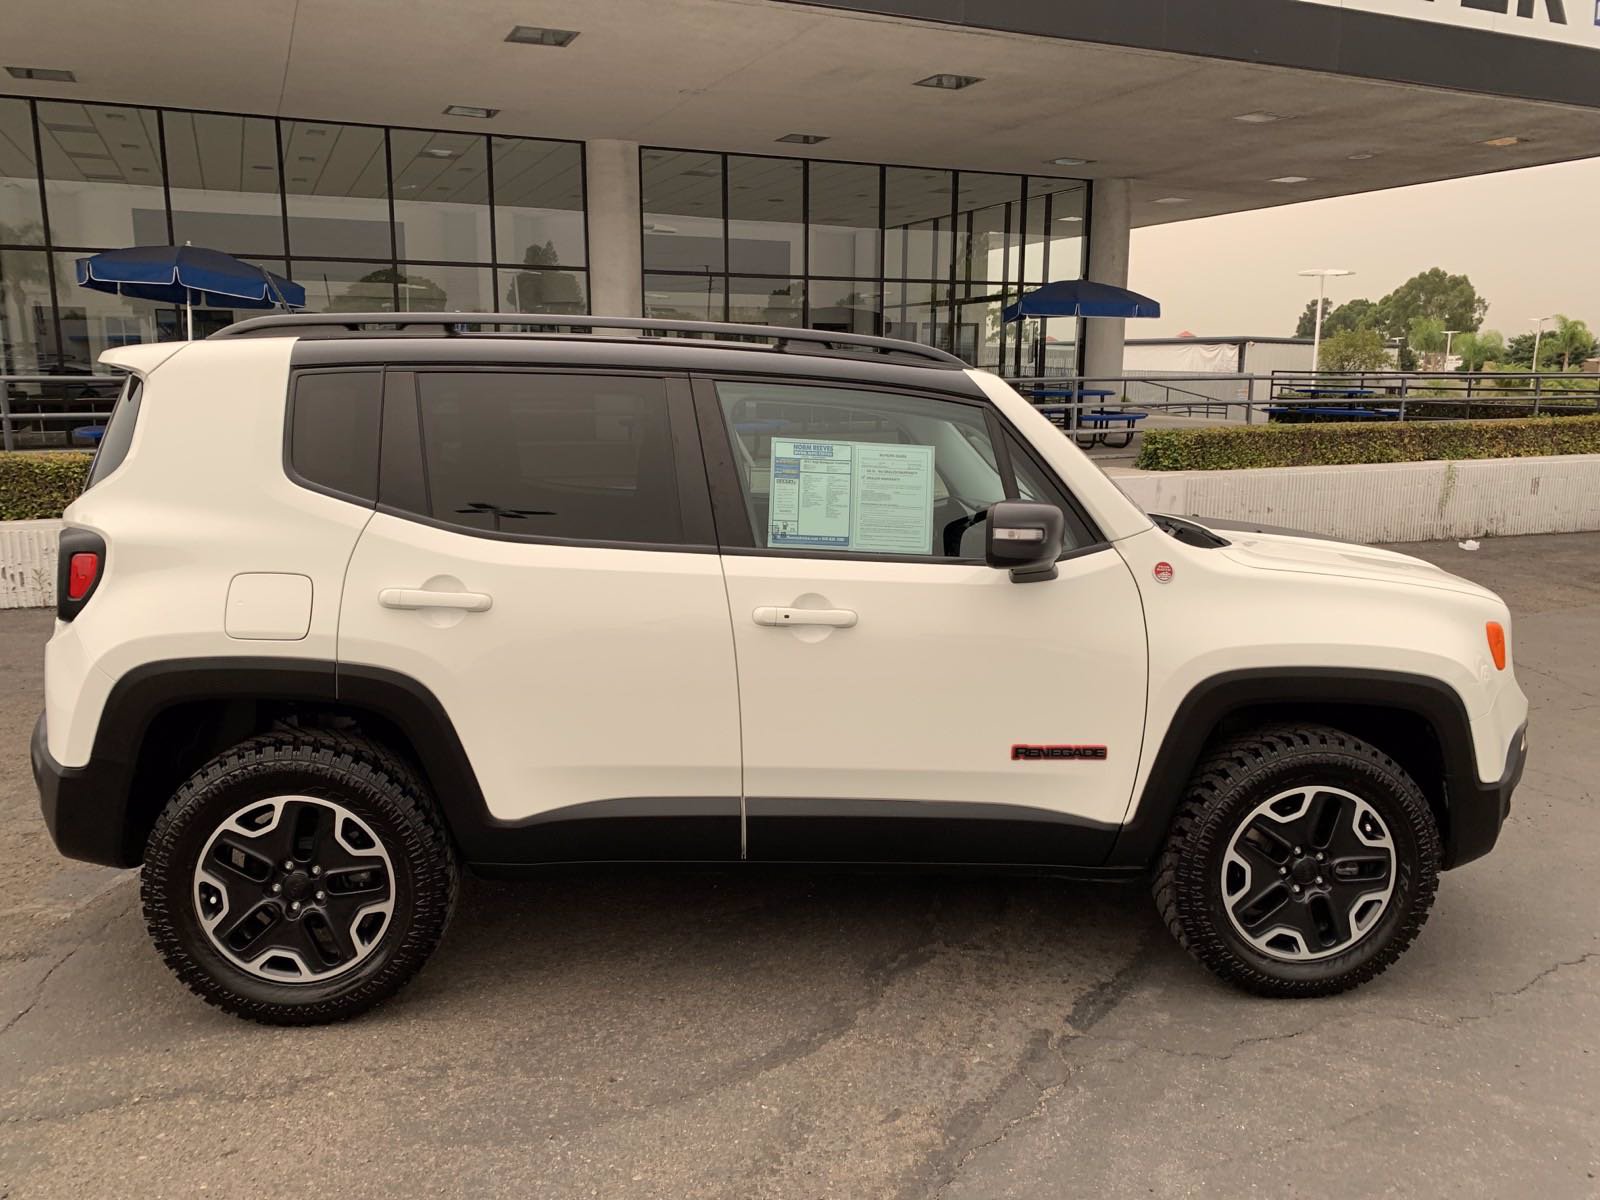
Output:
[{"xmin": 2, "ymin": 0, "xmax": 1598, "ymax": 381}]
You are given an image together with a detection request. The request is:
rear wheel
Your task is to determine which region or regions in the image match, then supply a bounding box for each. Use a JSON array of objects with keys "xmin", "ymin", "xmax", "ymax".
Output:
[
  {"xmin": 141, "ymin": 730, "xmax": 458, "ymax": 1024},
  {"xmin": 1154, "ymin": 724, "xmax": 1440, "ymax": 997}
]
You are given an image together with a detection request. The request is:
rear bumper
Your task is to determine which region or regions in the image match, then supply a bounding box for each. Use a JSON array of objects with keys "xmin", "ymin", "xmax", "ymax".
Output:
[
  {"xmin": 31, "ymin": 712, "xmax": 137, "ymax": 868},
  {"xmin": 1447, "ymin": 721, "xmax": 1527, "ymax": 869}
]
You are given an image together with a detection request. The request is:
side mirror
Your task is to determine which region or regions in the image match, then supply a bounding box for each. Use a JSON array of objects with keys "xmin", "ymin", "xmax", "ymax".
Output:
[{"xmin": 986, "ymin": 500, "xmax": 1065, "ymax": 583}]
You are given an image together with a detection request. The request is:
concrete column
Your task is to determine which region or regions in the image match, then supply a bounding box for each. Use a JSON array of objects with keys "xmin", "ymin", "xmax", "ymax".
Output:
[
  {"xmin": 1082, "ymin": 178, "xmax": 1132, "ymax": 383},
  {"xmin": 584, "ymin": 139, "xmax": 642, "ymax": 318}
]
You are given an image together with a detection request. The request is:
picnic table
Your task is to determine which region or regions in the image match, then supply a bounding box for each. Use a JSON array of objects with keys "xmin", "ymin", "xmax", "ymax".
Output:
[{"xmin": 1281, "ymin": 386, "xmax": 1379, "ymax": 400}]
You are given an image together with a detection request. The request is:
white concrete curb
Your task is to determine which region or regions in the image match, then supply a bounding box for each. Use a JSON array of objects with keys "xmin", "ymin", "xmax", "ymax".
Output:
[
  {"xmin": 1112, "ymin": 454, "xmax": 1600, "ymax": 543},
  {"xmin": 0, "ymin": 519, "xmax": 63, "ymax": 610}
]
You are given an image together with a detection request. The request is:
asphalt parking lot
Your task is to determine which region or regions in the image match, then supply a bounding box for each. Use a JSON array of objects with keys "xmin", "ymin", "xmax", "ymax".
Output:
[{"xmin": 2, "ymin": 532, "xmax": 1596, "ymax": 1199}]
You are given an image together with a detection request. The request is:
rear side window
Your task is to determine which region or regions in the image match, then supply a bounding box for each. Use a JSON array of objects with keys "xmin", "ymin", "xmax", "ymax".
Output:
[
  {"xmin": 405, "ymin": 371, "xmax": 684, "ymax": 545},
  {"xmin": 83, "ymin": 377, "xmax": 142, "ymax": 489},
  {"xmin": 289, "ymin": 370, "xmax": 381, "ymax": 503}
]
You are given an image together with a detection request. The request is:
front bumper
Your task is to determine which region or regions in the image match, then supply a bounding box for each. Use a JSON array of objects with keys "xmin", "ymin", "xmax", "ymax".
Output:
[
  {"xmin": 31, "ymin": 712, "xmax": 138, "ymax": 868},
  {"xmin": 1447, "ymin": 721, "xmax": 1527, "ymax": 868}
]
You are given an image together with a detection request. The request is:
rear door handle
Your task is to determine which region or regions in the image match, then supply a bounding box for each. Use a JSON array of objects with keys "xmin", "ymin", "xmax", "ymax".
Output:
[
  {"xmin": 379, "ymin": 588, "xmax": 493, "ymax": 613},
  {"xmin": 753, "ymin": 606, "xmax": 857, "ymax": 628}
]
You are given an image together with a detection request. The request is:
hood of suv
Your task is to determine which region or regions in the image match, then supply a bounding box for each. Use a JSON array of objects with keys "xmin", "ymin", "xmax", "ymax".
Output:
[{"xmin": 1209, "ymin": 525, "xmax": 1495, "ymax": 600}]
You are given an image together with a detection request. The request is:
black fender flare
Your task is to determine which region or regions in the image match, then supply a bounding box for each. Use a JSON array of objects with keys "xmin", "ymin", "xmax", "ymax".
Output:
[{"xmin": 1105, "ymin": 667, "xmax": 1512, "ymax": 871}]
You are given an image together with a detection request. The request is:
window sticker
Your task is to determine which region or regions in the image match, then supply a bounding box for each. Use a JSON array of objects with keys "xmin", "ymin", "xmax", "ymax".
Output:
[{"xmin": 767, "ymin": 438, "xmax": 934, "ymax": 555}]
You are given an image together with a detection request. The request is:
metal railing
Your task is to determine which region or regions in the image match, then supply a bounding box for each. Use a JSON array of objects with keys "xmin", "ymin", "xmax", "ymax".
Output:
[
  {"xmin": 1, "ymin": 375, "xmax": 126, "ymax": 453},
  {"xmin": 1002, "ymin": 370, "xmax": 1600, "ymax": 433}
]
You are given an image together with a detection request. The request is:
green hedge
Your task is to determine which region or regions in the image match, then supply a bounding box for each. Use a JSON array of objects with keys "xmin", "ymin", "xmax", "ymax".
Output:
[
  {"xmin": 0, "ymin": 452, "xmax": 93, "ymax": 520},
  {"xmin": 1134, "ymin": 415, "xmax": 1600, "ymax": 472}
]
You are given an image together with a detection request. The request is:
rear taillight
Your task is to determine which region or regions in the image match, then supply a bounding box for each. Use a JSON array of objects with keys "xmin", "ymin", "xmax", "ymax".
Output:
[
  {"xmin": 67, "ymin": 552, "xmax": 99, "ymax": 600},
  {"xmin": 56, "ymin": 528, "xmax": 106, "ymax": 620}
]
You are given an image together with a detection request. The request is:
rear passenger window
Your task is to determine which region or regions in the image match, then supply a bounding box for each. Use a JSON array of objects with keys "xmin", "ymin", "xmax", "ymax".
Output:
[
  {"xmin": 409, "ymin": 372, "xmax": 683, "ymax": 545},
  {"xmin": 84, "ymin": 376, "xmax": 142, "ymax": 489},
  {"xmin": 290, "ymin": 370, "xmax": 381, "ymax": 502}
]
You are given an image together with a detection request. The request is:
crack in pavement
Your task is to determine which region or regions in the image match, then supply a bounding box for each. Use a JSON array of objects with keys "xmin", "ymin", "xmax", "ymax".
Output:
[{"xmin": 1, "ymin": 896, "xmax": 135, "ymax": 1039}]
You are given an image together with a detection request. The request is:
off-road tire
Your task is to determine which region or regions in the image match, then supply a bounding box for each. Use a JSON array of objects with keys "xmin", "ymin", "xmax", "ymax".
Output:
[
  {"xmin": 1153, "ymin": 723, "xmax": 1441, "ymax": 997},
  {"xmin": 141, "ymin": 729, "xmax": 459, "ymax": 1024}
]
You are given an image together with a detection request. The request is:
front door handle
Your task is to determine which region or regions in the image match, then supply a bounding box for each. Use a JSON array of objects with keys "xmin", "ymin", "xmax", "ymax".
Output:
[
  {"xmin": 753, "ymin": 606, "xmax": 857, "ymax": 628},
  {"xmin": 379, "ymin": 587, "xmax": 493, "ymax": 613}
]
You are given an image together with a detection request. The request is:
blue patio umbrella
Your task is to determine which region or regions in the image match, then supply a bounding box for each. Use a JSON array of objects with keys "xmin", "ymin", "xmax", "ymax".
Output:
[
  {"xmin": 1002, "ymin": 279, "xmax": 1161, "ymax": 323},
  {"xmin": 75, "ymin": 244, "xmax": 305, "ymax": 340}
]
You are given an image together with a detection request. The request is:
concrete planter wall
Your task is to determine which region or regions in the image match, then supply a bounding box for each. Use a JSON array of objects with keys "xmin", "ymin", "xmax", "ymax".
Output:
[
  {"xmin": 0, "ymin": 519, "xmax": 62, "ymax": 610},
  {"xmin": 1113, "ymin": 454, "xmax": 1600, "ymax": 544}
]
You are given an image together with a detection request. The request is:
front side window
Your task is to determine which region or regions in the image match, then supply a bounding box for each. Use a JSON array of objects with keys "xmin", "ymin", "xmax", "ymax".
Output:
[
  {"xmin": 716, "ymin": 381, "xmax": 1091, "ymax": 560},
  {"xmin": 410, "ymin": 372, "xmax": 683, "ymax": 545}
]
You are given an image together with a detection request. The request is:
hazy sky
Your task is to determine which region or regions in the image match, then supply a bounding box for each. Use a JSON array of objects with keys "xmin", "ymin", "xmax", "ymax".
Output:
[{"xmin": 1126, "ymin": 156, "xmax": 1600, "ymax": 341}]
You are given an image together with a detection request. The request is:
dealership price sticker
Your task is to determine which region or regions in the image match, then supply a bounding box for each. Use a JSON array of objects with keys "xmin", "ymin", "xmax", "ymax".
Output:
[{"xmin": 767, "ymin": 438, "xmax": 935, "ymax": 555}]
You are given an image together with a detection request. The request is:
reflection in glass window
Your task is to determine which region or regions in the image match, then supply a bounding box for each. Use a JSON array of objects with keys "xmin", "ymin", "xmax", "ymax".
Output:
[
  {"xmin": 808, "ymin": 161, "xmax": 879, "ymax": 279},
  {"xmin": 295, "ymin": 261, "xmax": 398, "ymax": 312},
  {"xmin": 281, "ymin": 121, "xmax": 390, "ymax": 260},
  {"xmin": 0, "ymin": 249, "xmax": 55, "ymax": 373},
  {"xmin": 884, "ymin": 281, "xmax": 950, "ymax": 353},
  {"xmin": 729, "ymin": 277, "xmax": 803, "ymax": 327},
  {"xmin": 413, "ymin": 372, "xmax": 684, "ymax": 545},
  {"xmin": 641, "ymin": 150, "xmax": 724, "ymax": 272},
  {"xmin": 1029, "ymin": 178, "xmax": 1086, "ymax": 283},
  {"xmin": 727, "ymin": 156, "xmax": 801, "ymax": 276},
  {"xmin": 503, "ymin": 266, "xmax": 587, "ymax": 314},
  {"xmin": 164, "ymin": 111, "xmax": 285, "ymax": 255},
  {"xmin": 492, "ymin": 137, "xmax": 585, "ymax": 269},
  {"xmin": 37, "ymin": 102, "xmax": 165, "ymax": 248},
  {"xmin": 808, "ymin": 279, "xmax": 880, "ymax": 337},
  {"xmin": 391, "ymin": 129, "xmax": 490, "ymax": 263},
  {"xmin": 0, "ymin": 99, "xmax": 44, "ymax": 244},
  {"xmin": 393, "ymin": 263, "xmax": 494, "ymax": 312},
  {"xmin": 884, "ymin": 167, "xmax": 952, "ymax": 281},
  {"xmin": 644, "ymin": 272, "xmax": 724, "ymax": 323},
  {"xmin": 953, "ymin": 287, "xmax": 1008, "ymax": 372},
  {"xmin": 955, "ymin": 174, "xmax": 1021, "ymax": 284}
]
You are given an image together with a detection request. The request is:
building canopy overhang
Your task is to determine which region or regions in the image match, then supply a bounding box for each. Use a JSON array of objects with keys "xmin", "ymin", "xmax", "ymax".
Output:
[{"xmin": 3, "ymin": 0, "xmax": 1598, "ymax": 226}]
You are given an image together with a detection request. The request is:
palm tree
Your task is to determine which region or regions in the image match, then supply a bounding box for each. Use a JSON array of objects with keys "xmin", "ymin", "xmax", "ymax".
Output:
[
  {"xmin": 1549, "ymin": 314, "xmax": 1597, "ymax": 372},
  {"xmin": 1454, "ymin": 329, "xmax": 1506, "ymax": 373}
]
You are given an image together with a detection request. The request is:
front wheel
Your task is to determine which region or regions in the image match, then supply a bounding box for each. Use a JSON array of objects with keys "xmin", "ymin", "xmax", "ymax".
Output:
[
  {"xmin": 1154, "ymin": 724, "xmax": 1441, "ymax": 997},
  {"xmin": 141, "ymin": 730, "xmax": 459, "ymax": 1024}
]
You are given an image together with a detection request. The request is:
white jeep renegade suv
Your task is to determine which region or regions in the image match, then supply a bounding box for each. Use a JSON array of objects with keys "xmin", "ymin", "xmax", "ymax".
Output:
[{"xmin": 31, "ymin": 314, "xmax": 1528, "ymax": 1024}]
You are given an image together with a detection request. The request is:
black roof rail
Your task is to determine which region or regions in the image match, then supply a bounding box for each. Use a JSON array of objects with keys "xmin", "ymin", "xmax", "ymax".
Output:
[{"xmin": 209, "ymin": 311, "xmax": 968, "ymax": 368}]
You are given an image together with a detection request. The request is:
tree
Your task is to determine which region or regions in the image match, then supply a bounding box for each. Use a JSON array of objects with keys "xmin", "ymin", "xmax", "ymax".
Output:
[
  {"xmin": 504, "ymin": 240, "xmax": 584, "ymax": 314},
  {"xmin": 1549, "ymin": 314, "xmax": 1597, "ymax": 371},
  {"xmin": 1375, "ymin": 268, "xmax": 1487, "ymax": 341},
  {"xmin": 1454, "ymin": 329, "xmax": 1506, "ymax": 372},
  {"xmin": 1408, "ymin": 316, "xmax": 1448, "ymax": 368},
  {"xmin": 1502, "ymin": 332, "xmax": 1552, "ymax": 370},
  {"xmin": 1319, "ymin": 327, "xmax": 1390, "ymax": 371},
  {"xmin": 1294, "ymin": 296, "xmax": 1377, "ymax": 339}
]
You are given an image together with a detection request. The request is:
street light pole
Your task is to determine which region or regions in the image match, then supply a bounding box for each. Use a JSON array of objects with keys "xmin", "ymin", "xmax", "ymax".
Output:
[
  {"xmin": 1530, "ymin": 315, "xmax": 1555, "ymax": 373},
  {"xmin": 1298, "ymin": 269, "xmax": 1354, "ymax": 373},
  {"xmin": 1444, "ymin": 329, "xmax": 1460, "ymax": 367}
]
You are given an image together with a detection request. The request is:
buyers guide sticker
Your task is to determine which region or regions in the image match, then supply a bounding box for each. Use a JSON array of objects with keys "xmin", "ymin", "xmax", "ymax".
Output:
[{"xmin": 767, "ymin": 438, "xmax": 935, "ymax": 555}]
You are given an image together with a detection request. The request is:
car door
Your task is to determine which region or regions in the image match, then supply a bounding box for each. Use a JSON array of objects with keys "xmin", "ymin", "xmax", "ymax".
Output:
[
  {"xmin": 337, "ymin": 367, "xmax": 742, "ymax": 863},
  {"xmin": 700, "ymin": 375, "xmax": 1148, "ymax": 866}
]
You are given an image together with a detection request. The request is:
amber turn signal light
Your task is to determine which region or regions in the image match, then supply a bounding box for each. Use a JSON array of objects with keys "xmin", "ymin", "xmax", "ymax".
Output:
[{"xmin": 1485, "ymin": 621, "xmax": 1506, "ymax": 671}]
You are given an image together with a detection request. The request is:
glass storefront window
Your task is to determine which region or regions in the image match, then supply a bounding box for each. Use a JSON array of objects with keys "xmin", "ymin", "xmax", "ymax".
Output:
[
  {"xmin": 884, "ymin": 167, "xmax": 952, "ymax": 281},
  {"xmin": 808, "ymin": 279, "xmax": 880, "ymax": 337},
  {"xmin": 955, "ymin": 174, "xmax": 1021, "ymax": 285},
  {"xmin": 391, "ymin": 130, "xmax": 490, "ymax": 263},
  {"xmin": 641, "ymin": 150, "xmax": 724, "ymax": 273},
  {"xmin": 492, "ymin": 137, "xmax": 585, "ymax": 269},
  {"xmin": 164, "ymin": 111, "xmax": 285, "ymax": 256},
  {"xmin": 37, "ymin": 102, "xmax": 165, "ymax": 248},
  {"xmin": 503, "ymin": 265, "xmax": 587, "ymax": 314},
  {"xmin": 281, "ymin": 121, "xmax": 391, "ymax": 260},
  {"xmin": 644, "ymin": 272, "xmax": 724, "ymax": 322},
  {"xmin": 295, "ymin": 260, "xmax": 398, "ymax": 312},
  {"xmin": 808, "ymin": 162, "xmax": 879, "ymax": 280},
  {"xmin": 0, "ymin": 249, "xmax": 54, "ymax": 372},
  {"xmin": 883, "ymin": 281, "xmax": 950, "ymax": 352},
  {"xmin": 953, "ymin": 285, "xmax": 1009, "ymax": 372},
  {"xmin": 727, "ymin": 156, "xmax": 801, "ymax": 276},
  {"xmin": 53, "ymin": 251, "xmax": 164, "ymax": 365},
  {"xmin": 1029, "ymin": 178, "xmax": 1086, "ymax": 283},
  {"xmin": 392, "ymin": 263, "xmax": 494, "ymax": 312},
  {"xmin": 0, "ymin": 99, "xmax": 44, "ymax": 245},
  {"xmin": 729, "ymin": 277, "xmax": 803, "ymax": 327}
]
